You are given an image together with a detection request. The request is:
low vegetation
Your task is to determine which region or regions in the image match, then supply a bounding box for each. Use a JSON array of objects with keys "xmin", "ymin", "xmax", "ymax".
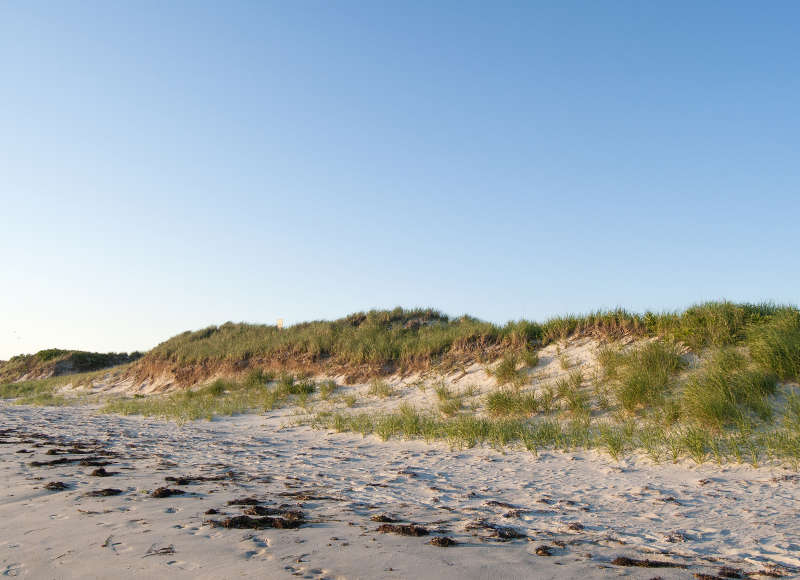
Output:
[
  {"xmin": 3, "ymin": 300, "xmax": 800, "ymax": 466},
  {"xmin": 681, "ymin": 349, "xmax": 777, "ymax": 429},
  {"xmin": 312, "ymin": 408, "xmax": 800, "ymax": 468},
  {"xmin": 748, "ymin": 310, "xmax": 800, "ymax": 381},
  {"xmin": 0, "ymin": 349, "xmax": 141, "ymax": 383},
  {"xmin": 0, "ymin": 364, "xmax": 133, "ymax": 406},
  {"xmin": 101, "ymin": 371, "xmax": 319, "ymax": 424},
  {"xmin": 598, "ymin": 341, "xmax": 684, "ymax": 413}
]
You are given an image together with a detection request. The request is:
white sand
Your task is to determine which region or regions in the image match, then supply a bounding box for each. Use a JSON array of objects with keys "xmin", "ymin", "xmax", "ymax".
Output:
[{"xmin": 2, "ymin": 402, "xmax": 798, "ymax": 579}]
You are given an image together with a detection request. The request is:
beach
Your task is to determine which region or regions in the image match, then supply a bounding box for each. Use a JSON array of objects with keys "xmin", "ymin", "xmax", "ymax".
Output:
[{"xmin": 2, "ymin": 402, "xmax": 797, "ymax": 579}]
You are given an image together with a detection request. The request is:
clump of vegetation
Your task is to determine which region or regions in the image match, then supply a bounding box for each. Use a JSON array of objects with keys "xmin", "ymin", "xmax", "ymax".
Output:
[
  {"xmin": 102, "ymin": 373, "xmax": 318, "ymax": 424},
  {"xmin": 367, "ymin": 379, "xmax": 393, "ymax": 398},
  {"xmin": 682, "ymin": 349, "xmax": 777, "ymax": 429},
  {"xmin": 340, "ymin": 393, "xmax": 358, "ymax": 408},
  {"xmin": 489, "ymin": 354, "xmax": 528, "ymax": 388},
  {"xmin": 433, "ymin": 382, "xmax": 457, "ymax": 416},
  {"xmin": 600, "ymin": 341, "xmax": 683, "ymax": 413},
  {"xmin": 486, "ymin": 389, "xmax": 538, "ymax": 417},
  {"xmin": 433, "ymin": 381, "xmax": 478, "ymax": 416},
  {"xmin": 748, "ymin": 309, "xmax": 800, "ymax": 381},
  {"xmin": 319, "ymin": 380, "xmax": 338, "ymax": 399},
  {"xmin": 0, "ymin": 349, "xmax": 141, "ymax": 384},
  {"xmin": 274, "ymin": 374, "xmax": 316, "ymax": 397},
  {"xmin": 0, "ymin": 364, "xmax": 133, "ymax": 406},
  {"xmin": 145, "ymin": 308, "xmax": 540, "ymax": 373},
  {"xmin": 521, "ymin": 349, "xmax": 539, "ymax": 368}
]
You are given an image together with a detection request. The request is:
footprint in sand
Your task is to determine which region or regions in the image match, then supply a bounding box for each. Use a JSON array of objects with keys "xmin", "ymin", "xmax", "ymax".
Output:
[{"xmin": 1, "ymin": 563, "xmax": 22, "ymax": 577}]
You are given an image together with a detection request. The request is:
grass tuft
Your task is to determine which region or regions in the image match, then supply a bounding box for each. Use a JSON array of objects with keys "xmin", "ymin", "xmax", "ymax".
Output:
[
  {"xmin": 682, "ymin": 349, "xmax": 777, "ymax": 429},
  {"xmin": 601, "ymin": 341, "xmax": 683, "ymax": 413},
  {"xmin": 748, "ymin": 309, "xmax": 800, "ymax": 381}
]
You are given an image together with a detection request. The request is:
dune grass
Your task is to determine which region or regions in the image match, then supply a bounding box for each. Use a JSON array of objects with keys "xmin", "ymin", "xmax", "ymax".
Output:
[
  {"xmin": 312, "ymin": 407, "xmax": 800, "ymax": 467},
  {"xmin": 80, "ymin": 301, "xmax": 794, "ymax": 400},
  {"xmin": 681, "ymin": 349, "xmax": 777, "ymax": 429},
  {"xmin": 748, "ymin": 310, "xmax": 800, "ymax": 381},
  {"xmin": 433, "ymin": 383, "xmax": 462, "ymax": 416},
  {"xmin": 598, "ymin": 341, "xmax": 683, "ymax": 413},
  {"xmin": 145, "ymin": 308, "xmax": 537, "ymax": 369},
  {"xmin": 487, "ymin": 353, "xmax": 529, "ymax": 388},
  {"xmin": 101, "ymin": 371, "xmax": 316, "ymax": 424},
  {"xmin": 0, "ymin": 349, "xmax": 140, "ymax": 384},
  {"xmin": 0, "ymin": 364, "xmax": 133, "ymax": 405},
  {"xmin": 7, "ymin": 301, "xmax": 800, "ymax": 467},
  {"xmin": 367, "ymin": 379, "xmax": 394, "ymax": 398},
  {"xmin": 485, "ymin": 389, "xmax": 538, "ymax": 417}
]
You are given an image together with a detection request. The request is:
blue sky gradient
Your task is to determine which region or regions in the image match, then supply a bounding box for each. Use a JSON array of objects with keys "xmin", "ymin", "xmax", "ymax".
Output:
[{"xmin": 1, "ymin": 1, "xmax": 798, "ymax": 358}]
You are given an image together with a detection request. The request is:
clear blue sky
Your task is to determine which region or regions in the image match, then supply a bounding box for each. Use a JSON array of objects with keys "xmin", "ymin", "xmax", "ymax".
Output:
[{"xmin": 1, "ymin": 1, "xmax": 798, "ymax": 359}]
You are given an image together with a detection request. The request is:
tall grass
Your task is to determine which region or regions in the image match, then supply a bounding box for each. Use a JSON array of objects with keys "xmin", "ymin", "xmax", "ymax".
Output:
[
  {"xmin": 682, "ymin": 349, "xmax": 777, "ymax": 429},
  {"xmin": 489, "ymin": 353, "xmax": 528, "ymax": 387},
  {"xmin": 486, "ymin": 389, "xmax": 538, "ymax": 416},
  {"xmin": 0, "ymin": 349, "xmax": 140, "ymax": 383},
  {"xmin": 0, "ymin": 364, "xmax": 133, "ymax": 402},
  {"xmin": 599, "ymin": 341, "xmax": 683, "ymax": 412},
  {"xmin": 146, "ymin": 308, "xmax": 529, "ymax": 368},
  {"xmin": 111, "ymin": 302, "xmax": 797, "ymax": 392},
  {"xmin": 748, "ymin": 309, "xmax": 800, "ymax": 381},
  {"xmin": 102, "ymin": 373, "xmax": 316, "ymax": 424},
  {"xmin": 312, "ymin": 408, "xmax": 800, "ymax": 466}
]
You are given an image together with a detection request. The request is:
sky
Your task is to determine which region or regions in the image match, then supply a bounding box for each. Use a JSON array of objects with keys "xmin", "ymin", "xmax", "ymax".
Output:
[{"xmin": 1, "ymin": 1, "xmax": 799, "ymax": 359}]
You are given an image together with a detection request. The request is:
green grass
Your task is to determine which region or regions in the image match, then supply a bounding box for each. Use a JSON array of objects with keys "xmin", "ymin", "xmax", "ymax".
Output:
[
  {"xmin": 144, "ymin": 308, "xmax": 538, "ymax": 370},
  {"xmin": 367, "ymin": 379, "xmax": 393, "ymax": 398},
  {"xmin": 489, "ymin": 353, "xmax": 528, "ymax": 387},
  {"xmin": 0, "ymin": 349, "xmax": 140, "ymax": 383},
  {"xmin": 319, "ymin": 379, "xmax": 338, "ymax": 399},
  {"xmin": 101, "ymin": 374, "xmax": 317, "ymax": 424},
  {"xmin": 433, "ymin": 381, "xmax": 474, "ymax": 416},
  {"xmin": 0, "ymin": 365, "xmax": 133, "ymax": 404},
  {"xmin": 311, "ymin": 408, "xmax": 800, "ymax": 467},
  {"xmin": 748, "ymin": 309, "xmax": 800, "ymax": 381},
  {"xmin": 681, "ymin": 349, "xmax": 777, "ymax": 429},
  {"xmin": 599, "ymin": 341, "xmax": 683, "ymax": 413},
  {"xmin": 486, "ymin": 389, "xmax": 538, "ymax": 416},
  {"xmin": 91, "ymin": 302, "xmax": 797, "ymax": 390},
  {"xmin": 8, "ymin": 301, "xmax": 800, "ymax": 467}
]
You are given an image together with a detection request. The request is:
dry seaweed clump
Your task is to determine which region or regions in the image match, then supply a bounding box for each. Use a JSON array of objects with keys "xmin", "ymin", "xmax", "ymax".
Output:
[
  {"xmin": 377, "ymin": 523, "xmax": 430, "ymax": 536},
  {"xmin": 611, "ymin": 556, "xmax": 686, "ymax": 568},
  {"xmin": 85, "ymin": 488, "xmax": 123, "ymax": 497},
  {"xmin": 44, "ymin": 481, "xmax": 69, "ymax": 491},
  {"xmin": 151, "ymin": 487, "xmax": 185, "ymax": 498},
  {"xmin": 208, "ymin": 513, "xmax": 304, "ymax": 530},
  {"xmin": 429, "ymin": 536, "xmax": 458, "ymax": 547}
]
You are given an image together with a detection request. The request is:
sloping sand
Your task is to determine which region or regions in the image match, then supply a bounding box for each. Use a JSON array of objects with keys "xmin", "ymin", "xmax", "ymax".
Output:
[{"xmin": 1, "ymin": 402, "xmax": 798, "ymax": 579}]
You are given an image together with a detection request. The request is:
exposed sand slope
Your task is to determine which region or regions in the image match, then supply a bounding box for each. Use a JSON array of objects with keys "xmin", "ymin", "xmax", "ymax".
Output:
[{"xmin": 1, "ymin": 403, "xmax": 798, "ymax": 579}]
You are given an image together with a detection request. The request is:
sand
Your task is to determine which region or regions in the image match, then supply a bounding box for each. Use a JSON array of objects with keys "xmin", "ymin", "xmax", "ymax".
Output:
[{"xmin": 1, "ymin": 401, "xmax": 799, "ymax": 579}]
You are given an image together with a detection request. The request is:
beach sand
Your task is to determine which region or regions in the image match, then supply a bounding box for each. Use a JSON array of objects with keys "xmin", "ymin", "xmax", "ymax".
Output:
[{"xmin": 1, "ymin": 402, "xmax": 798, "ymax": 579}]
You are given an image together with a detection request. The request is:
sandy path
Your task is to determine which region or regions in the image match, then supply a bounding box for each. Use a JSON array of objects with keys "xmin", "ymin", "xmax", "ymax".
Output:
[{"xmin": 1, "ymin": 403, "xmax": 798, "ymax": 579}]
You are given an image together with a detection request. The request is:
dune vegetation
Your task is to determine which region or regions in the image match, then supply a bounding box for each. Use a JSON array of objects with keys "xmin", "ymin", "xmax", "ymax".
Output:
[{"xmin": 2, "ymin": 301, "xmax": 800, "ymax": 466}]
